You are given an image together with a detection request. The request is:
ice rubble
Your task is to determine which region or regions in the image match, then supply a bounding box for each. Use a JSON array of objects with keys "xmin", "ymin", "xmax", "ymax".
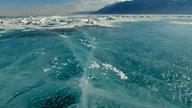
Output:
[{"xmin": 1, "ymin": 15, "xmax": 192, "ymax": 31}]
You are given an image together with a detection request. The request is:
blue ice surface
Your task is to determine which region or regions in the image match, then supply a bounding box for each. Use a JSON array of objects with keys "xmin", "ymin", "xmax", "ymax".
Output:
[{"xmin": 0, "ymin": 20, "xmax": 192, "ymax": 108}]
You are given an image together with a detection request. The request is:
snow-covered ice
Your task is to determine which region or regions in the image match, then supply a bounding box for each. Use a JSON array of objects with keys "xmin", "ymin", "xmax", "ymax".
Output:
[{"xmin": 1, "ymin": 15, "xmax": 192, "ymax": 31}]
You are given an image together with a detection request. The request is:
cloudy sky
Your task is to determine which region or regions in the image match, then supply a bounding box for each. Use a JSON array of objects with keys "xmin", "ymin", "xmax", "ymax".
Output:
[{"xmin": 0, "ymin": 0, "xmax": 126, "ymax": 16}]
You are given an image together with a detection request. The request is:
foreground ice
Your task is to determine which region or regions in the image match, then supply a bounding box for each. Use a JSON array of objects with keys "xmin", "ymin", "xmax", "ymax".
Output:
[{"xmin": 1, "ymin": 15, "xmax": 192, "ymax": 108}]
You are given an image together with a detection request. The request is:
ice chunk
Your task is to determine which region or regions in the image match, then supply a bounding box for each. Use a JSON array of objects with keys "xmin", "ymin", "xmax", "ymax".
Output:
[
  {"xmin": 21, "ymin": 18, "xmax": 31, "ymax": 25},
  {"xmin": 106, "ymin": 16, "xmax": 117, "ymax": 20}
]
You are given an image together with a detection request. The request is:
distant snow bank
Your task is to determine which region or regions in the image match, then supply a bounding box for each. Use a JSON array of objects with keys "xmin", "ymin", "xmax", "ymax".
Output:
[
  {"xmin": 0, "ymin": 15, "xmax": 192, "ymax": 31},
  {"xmin": 170, "ymin": 21, "xmax": 192, "ymax": 25}
]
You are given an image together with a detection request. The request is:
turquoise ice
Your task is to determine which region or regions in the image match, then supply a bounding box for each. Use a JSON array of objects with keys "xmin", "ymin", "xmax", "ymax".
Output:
[{"xmin": 0, "ymin": 20, "xmax": 192, "ymax": 108}]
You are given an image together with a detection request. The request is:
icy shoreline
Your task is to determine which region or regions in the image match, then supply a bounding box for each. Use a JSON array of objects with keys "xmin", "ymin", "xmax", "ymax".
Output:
[{"xmin": 0, "ymin": 15, "xmax": 192, "ymax": 31}]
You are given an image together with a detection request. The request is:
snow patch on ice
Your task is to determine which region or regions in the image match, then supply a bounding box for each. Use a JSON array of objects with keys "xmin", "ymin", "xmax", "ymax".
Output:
[
  {"xmin": 42, "ymin": 67, "xmax": 50, "ymax": 73},
  {"xmin": 102, "ymin": 63, "xmax": 128, "ymax": 80},
  {"xmin": 84, "ymin": 43, "xmax": 96, "ymax": 49},
  {"xmin": 0, "ymin": 30, "xmax": 8, "ymax": 36},
  {"xmin": 89, "ymin": 61, "xmax": 100, "ymax": 69},
  {"xmin": 170, "ymin": 21, "xmax": 192, "ymax": 25},
  {"xmin": 58, "ymin": 34, "xmax": 70, "ymax": 38}
]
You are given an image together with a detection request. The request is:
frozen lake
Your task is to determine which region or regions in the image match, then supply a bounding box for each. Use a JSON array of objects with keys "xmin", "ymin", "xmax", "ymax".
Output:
[{"xmin": 0, "ymin": 15, "xmax": 192, "ymax": 108}]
